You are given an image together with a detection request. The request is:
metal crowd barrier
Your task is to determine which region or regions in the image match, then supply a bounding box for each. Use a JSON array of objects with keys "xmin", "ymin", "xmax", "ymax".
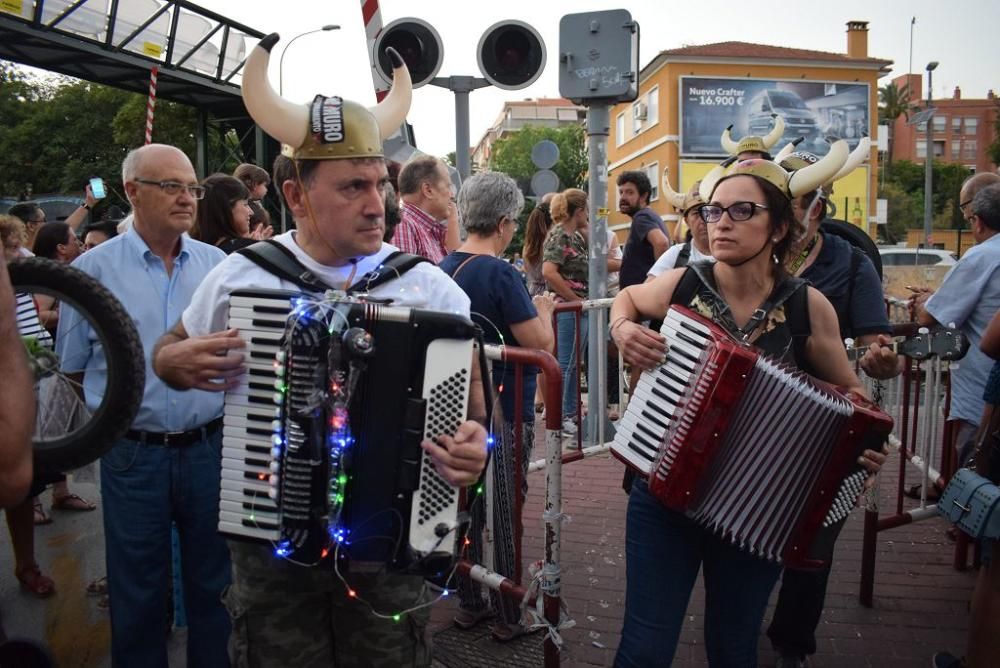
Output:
[
  {"xmin": 857, "ymin": 318, "xmax": 963, "ymax": 605},
  {"xmin": 455, "ymin": 344, "xmax": 565, "ymax": 667}
]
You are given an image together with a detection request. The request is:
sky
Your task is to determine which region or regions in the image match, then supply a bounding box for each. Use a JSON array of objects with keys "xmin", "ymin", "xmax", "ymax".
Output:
[
  {"xmin": 191, "ymin": 0, "xmax": 998, "ymax": 158},
  {"xmin": 15, "ymin": 0, "xmax": 1000, "ymax": 158}
]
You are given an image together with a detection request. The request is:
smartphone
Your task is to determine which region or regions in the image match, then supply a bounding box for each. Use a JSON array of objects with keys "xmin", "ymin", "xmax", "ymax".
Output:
[{"xmin": 89, "ymin": 177, "xmax": 106, "ymax": 199}]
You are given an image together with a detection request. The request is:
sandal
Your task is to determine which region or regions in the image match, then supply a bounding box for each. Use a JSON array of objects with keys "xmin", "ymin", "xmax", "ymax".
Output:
[
  {"xmin": 491, "ymin": 622, "xmax": 541, "ymax": 642},
  {"xmin": 86, "ymin": 576, "xmax": 107, "ymax": 596},
  {"xmin": 16, "ymin": 566, "xmax": 55, "ymax": 598},
  {"xmin": 32, "ymin": 499, "xmax": 52, "ymax": 526},
  {"xmin": 534, "ymin": 402, "xmax": 545, "ymax": 414},
  {"xmin": 453, "ymin": 607, "xmax": 491, "ymax": 630},
  {"xmin": 51, "ymin": 493, "xmax": 96, "ymax": 512}
]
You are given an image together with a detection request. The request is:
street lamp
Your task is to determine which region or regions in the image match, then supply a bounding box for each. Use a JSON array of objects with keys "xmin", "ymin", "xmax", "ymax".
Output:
[
  {"xmin": 278, "ymin": 24, "xmax": 340, "ymax": 94},
  {"xmin": 923, "ymin": 60, "xmax": 939, "ymax": 249}
]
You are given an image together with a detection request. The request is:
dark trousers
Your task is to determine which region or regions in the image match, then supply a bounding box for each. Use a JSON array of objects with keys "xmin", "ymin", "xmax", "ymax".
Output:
[
  {"xmin": 767, "ymin": 516, "xmax": 847, "ymax": 658},
  {"xmin": 766, "ymin": 564, "xmax": 832, "ymax": 657}
]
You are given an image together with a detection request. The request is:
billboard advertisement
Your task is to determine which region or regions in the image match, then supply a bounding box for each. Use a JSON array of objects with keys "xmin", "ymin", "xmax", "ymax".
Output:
[{"xmin": 679, "ymin": 76, "xmax": 871, "ymax": 157}]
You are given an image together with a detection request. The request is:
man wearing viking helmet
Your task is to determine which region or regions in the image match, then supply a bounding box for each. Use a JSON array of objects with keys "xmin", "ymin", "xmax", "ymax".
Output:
[{"xmin": 153, "ymin": 34, "xmax": 488, "ymax": 666}]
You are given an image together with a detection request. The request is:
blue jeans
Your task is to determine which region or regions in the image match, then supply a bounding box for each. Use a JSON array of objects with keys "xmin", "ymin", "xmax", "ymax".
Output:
[
  {"xmin": 615, "ymin": 479, "xmax": 782, "ymax": 667},
  {"xmin": 101, "ymin": 430, "xmax": 231, "ymax": 668},
  {"xmin": 556, "ymin": 310, "xmax": 589, "ymax": 420}
]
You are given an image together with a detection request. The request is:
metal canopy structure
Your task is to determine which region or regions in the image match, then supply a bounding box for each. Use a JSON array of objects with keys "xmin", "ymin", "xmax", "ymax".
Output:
[{"xmin": 0, "ymin": 0, "xmax": 274, "ymax": 172}]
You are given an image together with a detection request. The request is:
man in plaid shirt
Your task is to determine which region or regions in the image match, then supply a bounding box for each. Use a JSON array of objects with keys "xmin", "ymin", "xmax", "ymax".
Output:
[{"xmin": 391, "ymin": 156, "xmax": 459, "ymax": 263}]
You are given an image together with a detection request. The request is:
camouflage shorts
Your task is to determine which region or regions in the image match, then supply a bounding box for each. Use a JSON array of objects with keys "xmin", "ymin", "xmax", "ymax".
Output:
[{"xmin": 223, "ymin": 541, "xmax": 431, "ymax": 667}]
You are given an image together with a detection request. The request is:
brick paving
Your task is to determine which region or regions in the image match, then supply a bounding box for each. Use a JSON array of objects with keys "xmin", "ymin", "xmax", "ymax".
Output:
[{"xmin": 432, "ymin": 445, "xmax": 976, "ymax": 667}]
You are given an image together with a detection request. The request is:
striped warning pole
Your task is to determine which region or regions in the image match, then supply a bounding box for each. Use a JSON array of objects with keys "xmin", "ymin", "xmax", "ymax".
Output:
[
  {"xmin": 144, "ymin": 66, "xmax": 158, "ymax": 145},
  {"xmin": 360, "ymin": 0, "xmax": 388, "ymax": 102}
]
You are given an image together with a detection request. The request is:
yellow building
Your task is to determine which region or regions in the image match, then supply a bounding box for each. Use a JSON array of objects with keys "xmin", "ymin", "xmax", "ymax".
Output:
[{"xmin": 607, "ymin": 21, "xmax": 891, "ymax": 241}]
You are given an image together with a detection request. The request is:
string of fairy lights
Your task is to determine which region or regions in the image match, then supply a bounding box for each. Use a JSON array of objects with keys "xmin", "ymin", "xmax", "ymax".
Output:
[{"xmin": 238, "ymin": 280, "xmax": 518, "ymax": 622}]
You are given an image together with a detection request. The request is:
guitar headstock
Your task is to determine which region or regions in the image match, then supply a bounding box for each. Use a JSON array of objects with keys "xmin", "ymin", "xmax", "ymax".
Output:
[
  {"xmin": 846, "ymin": 327, "xmax": 970, "ymax": 362},
  {"xmin": 927, "ymin": 327, "xmax": 970, "ymax": 361}
]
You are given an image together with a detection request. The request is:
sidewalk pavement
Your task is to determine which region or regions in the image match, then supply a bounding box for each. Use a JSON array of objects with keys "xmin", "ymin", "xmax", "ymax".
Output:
[
  {"xmin": 431, "ymin": 447, "xmax": 975, "ymax": 667},
  {"xmin": 0, "ymin": 450, "xmax": 975, "ymax": 667}
]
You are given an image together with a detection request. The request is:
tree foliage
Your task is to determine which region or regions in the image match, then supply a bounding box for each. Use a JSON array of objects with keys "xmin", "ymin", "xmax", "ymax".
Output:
[
  {"xmin": 988, "ymin": 101, "xmax": 1000, "ymax": 168},
  {"xmin": 489, "ymin": 124, "xmax": 587, "ymax": 194},
  {"xmin": 878, "ymin": 82, "xmax": 916, "ymax": 174},
  {"xmin": 879, "ymin": 158, "xmax": 974, "ymax": 237},
  {"xmin": 0, "ymin": 60, "xmax": 219, "ymax": 212}
]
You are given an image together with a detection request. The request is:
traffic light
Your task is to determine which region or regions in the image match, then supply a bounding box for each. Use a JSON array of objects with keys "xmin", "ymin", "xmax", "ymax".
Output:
[
  {"xmin": 373, "ymin": 18, "xmax": 444, "ymax": 89},
  {"xmin": 477, "ymin": 20, "xmax": 546, "ymax": 90}
]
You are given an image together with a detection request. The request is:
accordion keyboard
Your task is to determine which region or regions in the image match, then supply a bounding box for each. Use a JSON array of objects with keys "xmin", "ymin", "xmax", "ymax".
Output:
[
  {"xmin": 612, "ymin": 308, "xmax": 714, "ymax": 474},
  {"xmin": 218, "ymin": 293, "xmax": 292, "ymax": 543}
]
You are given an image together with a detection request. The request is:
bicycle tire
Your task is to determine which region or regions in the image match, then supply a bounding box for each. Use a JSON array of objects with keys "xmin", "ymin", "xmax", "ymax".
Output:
[{"xmin": 8, "ymin": 257, "xmax": 145, "ymax": 470}]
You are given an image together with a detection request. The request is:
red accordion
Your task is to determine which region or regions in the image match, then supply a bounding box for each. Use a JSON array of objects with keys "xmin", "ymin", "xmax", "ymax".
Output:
[{"xmin": 612, "ymin": 305, "xmax": 893, "ymax": 569}]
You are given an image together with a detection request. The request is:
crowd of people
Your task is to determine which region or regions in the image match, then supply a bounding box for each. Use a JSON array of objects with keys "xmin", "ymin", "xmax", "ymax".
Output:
[{"xmin": 1, "ymin": 35, "xmax": 998, "ymax": 668}]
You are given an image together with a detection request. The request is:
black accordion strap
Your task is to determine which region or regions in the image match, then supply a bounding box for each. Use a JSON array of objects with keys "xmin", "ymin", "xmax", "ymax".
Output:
[
  {"xmin": 236, "ymin": 240, "xmax": 336, "ymax": 293},
  {"xmin": 346, "ymin": 251, "xmax": 430, "ymax": 294},
  {"xmin": 237, "ymin": 243, "xmax": 430, "ymax": 296}
]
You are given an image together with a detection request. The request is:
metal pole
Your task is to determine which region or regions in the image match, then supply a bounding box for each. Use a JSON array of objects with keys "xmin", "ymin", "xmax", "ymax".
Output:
[
  {"xmin": 431, "ymin": 76, "xmax": 490, "ymax": 182},
  {"xmin": 908, "ymin": 17, "xmax": 915, "ymax": 75},
  {"xmin": 585, "ymin": 103, "xmax": 610, "ymax": 446},
  {"xmin": 455, "ymin": 89, "xmax": 471, "ymax": 180},
  {"xmin": 923, "ymin": 67, "xmax": 934, "ymax": 248}
]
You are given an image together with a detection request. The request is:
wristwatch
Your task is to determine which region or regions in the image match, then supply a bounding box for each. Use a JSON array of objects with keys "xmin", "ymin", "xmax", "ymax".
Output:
[{"xmin": 81, "ymin": 203, "xmax": 91, "ymax": 211}]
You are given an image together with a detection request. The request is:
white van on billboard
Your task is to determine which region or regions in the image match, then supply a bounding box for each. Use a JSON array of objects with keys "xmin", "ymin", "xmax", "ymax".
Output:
[{"xmin": 679, "ymin": 76, "xmax": 871, "ymax": 157}]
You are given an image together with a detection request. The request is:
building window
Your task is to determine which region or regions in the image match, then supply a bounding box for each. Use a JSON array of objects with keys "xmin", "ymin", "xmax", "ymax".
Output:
[
  {"xmin": 965, "ymin": 117, "xmax": 978, "ymax": 135},
  {"xmin": 616, "ymin": 112, "xmax": 625, "ymax": 147},
  {"xmin": 916, "ymin": 140, "xmax": 927, "ymax": 158},
  {"xmin": 932, "ymin": 115, "xmax": 946, "ymax": 133},
  {"xmin": 647, "ymin": 86, "xmax": 659, "ymax": 126},
  {"xmin": 645, "ymin": 162, "xmax": 659, "ymax": 201},
  {"xmin": 952, "ymin": 117, "xmax": 962, "ymax": 133},
  {"xmin": 951, "ymin": 139, "xmax": 962, "ymax": 157},
  {"xmin": 964, "ymin": 140, "xmax": 977, "ymax": 160},
  {"xmin": 932, "ymin": 140, "xmax": 945, "ymax": 157}
]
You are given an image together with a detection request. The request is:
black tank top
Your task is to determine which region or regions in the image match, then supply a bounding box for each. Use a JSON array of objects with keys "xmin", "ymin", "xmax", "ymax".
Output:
[{"xmin": 672, "ymin": 261, "xmax": 812, "ymax": 371}]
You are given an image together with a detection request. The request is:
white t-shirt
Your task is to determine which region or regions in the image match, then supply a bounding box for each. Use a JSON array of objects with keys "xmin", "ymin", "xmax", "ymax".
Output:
[
  {"xmin": 183, "ymin": 232, "xmax": 471, "ymax": 336},
  {"xmin": 647, "ymin": 242, "xmax": 715, "ymax": 279}
]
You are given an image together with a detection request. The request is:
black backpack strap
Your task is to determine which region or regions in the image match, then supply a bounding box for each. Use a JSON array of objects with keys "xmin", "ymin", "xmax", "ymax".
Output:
[
  {"xmin": 783, "ymin": 281, "xmax": 812, "ymax": 368},
  {"xmin": 236, "ymin": 240, "xmax": 336, "ymax": 293},
  {"xmin": 675, "ymin": 241, "xmax": 692, "ymax": 269},
  {"xmin": 669, "ymin": 266, "xmax": 703, "ymax": 306},
  {"xmin": 843, "ymin": 246, "xmax": 864, "ymax": 337},
  {"xmin": 346, "ymin": 251, "xmax": 430, "ymax": 294}
]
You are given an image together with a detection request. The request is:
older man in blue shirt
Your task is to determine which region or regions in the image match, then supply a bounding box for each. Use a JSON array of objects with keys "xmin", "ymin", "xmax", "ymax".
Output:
[
  {"xmin": 57, "ymin": 143, "xmax": 232, "ymax": 668},
  {"xmin": 913, "ymin": 174, "xmax": 1000, "ymax": 470}
]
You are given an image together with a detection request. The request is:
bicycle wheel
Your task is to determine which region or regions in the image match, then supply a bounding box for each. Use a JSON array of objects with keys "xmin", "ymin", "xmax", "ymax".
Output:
[{"xmin": 8, "ymin": 257, "xmax": 144, "ymax": 471}]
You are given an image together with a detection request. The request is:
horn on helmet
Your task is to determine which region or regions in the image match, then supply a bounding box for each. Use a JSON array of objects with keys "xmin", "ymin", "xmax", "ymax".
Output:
[
  {"xmin": 773, "ymin": 136, "xmax": 804, "ymax": 163},
  {"xmin": 787, "ymin": 139, "xmax": 850, "ymax": 198},
  {"xmin": 241, "ymin": 33, "xmax": 309, "ymax": 150},
  {"xmin": 720, "ymin": 124, "xmax": 739, "ymax": 155},
  {"xmin": 661, "ymin": 167, "xmax": 686, "ymax": 209},
  {"xmin": 699, "ymin": 163, "xmax": 728, "ymax": 203},
  {"xmin": 828, "ymin": 135, "xmax": 872, "ymax": 183},
  {"xmin": 367, "ymin": 48, "xmax": 412, "ymax": 138},
  {"xmin": 762, "ymin": 114, "xmax": 785, "ymax": 149}
]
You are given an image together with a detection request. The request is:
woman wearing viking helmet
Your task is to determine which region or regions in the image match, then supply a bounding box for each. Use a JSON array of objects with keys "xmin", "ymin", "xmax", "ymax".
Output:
[{"xmin": 608, "ymin": 143, "xmax": 885, "ymax": 666}]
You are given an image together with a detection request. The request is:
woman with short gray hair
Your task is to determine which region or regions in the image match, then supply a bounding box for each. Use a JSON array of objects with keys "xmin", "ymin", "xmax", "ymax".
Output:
[{"xmin": 440, "ymin": 171, "xmax": 554, "ymax": 641}]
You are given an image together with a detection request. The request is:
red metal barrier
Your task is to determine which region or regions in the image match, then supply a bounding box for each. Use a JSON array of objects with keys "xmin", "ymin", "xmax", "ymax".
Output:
[
  {"xmin": 463, "ymin": 344, "xmax": 564, "ymax": 667},
  {"xmin": 858, "ymin": 323, "xmax": 958, "ymax": 606}
]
